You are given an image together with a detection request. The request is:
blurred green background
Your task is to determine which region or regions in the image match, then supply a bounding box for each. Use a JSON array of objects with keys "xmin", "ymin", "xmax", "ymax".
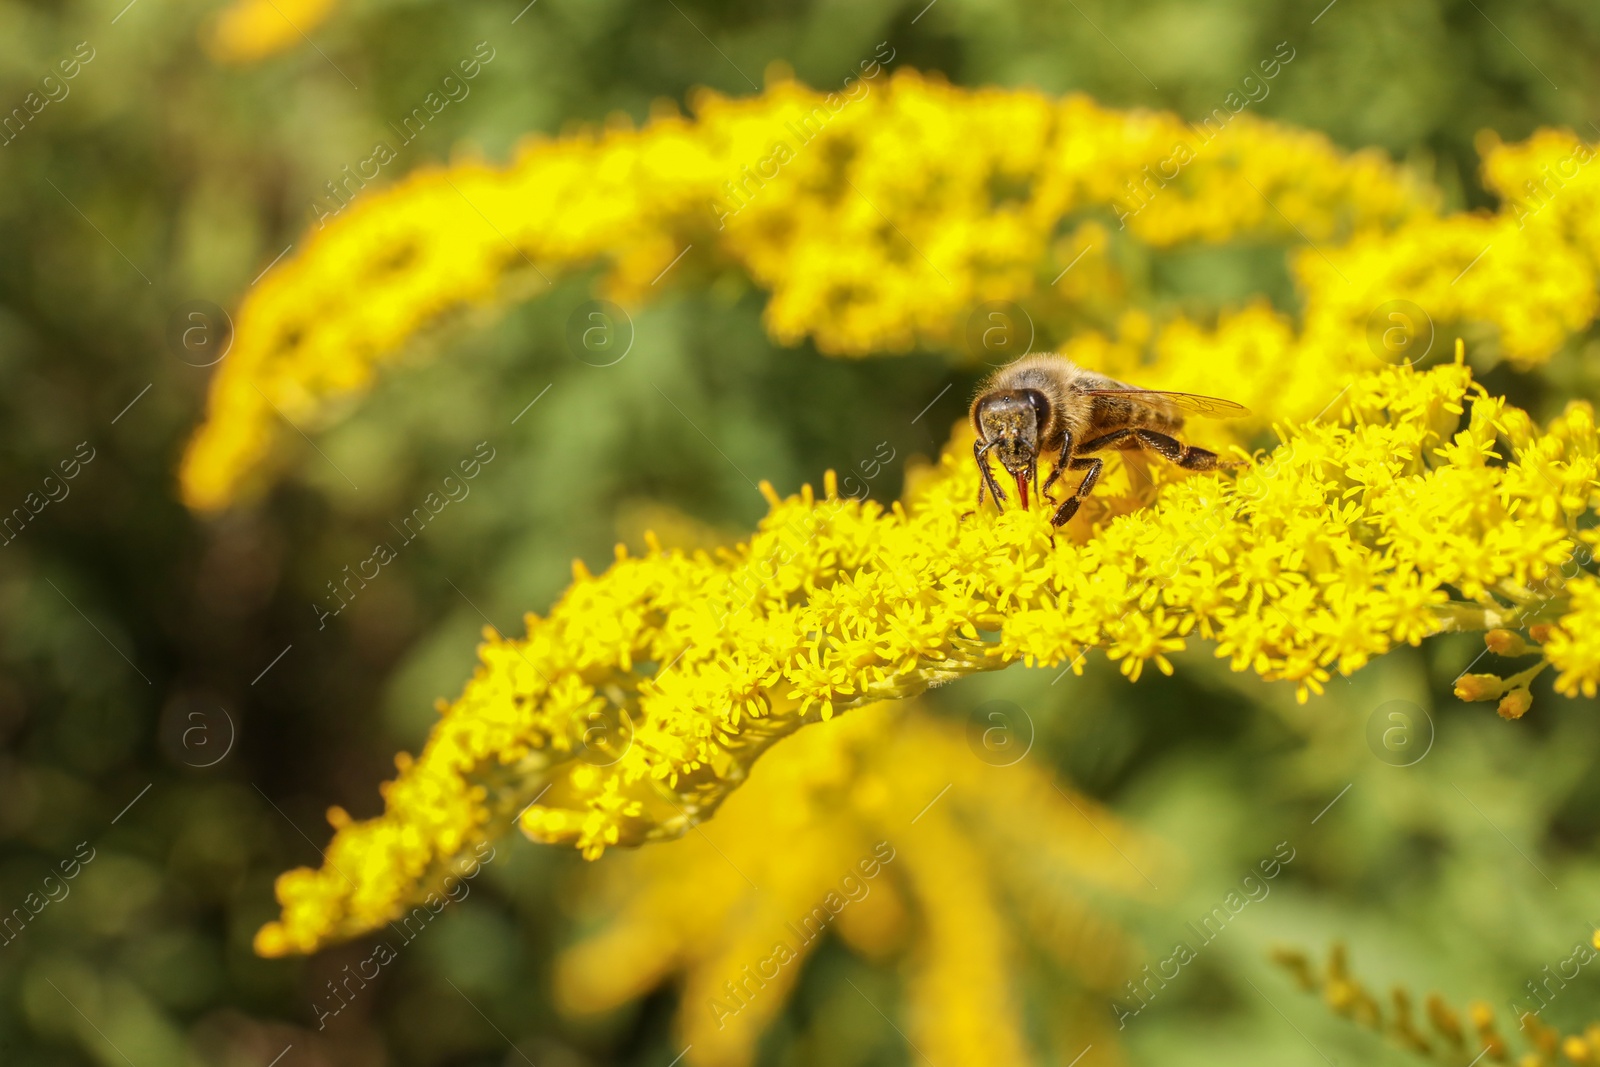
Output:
[{"xmin": 3, "ymin": 0, "xmax": 1600, "ymax": 1064}]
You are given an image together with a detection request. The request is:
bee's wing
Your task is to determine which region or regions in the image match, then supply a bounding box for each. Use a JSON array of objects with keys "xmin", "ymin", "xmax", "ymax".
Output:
[{"xmin": 1085, "ymin": 389, "xmax": 1251, "ymax": 419}]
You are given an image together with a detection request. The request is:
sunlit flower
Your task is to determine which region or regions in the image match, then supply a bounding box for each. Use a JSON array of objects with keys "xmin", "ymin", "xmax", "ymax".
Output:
[
  {"xmin": 205, "ymin": 0, "xmax": 340, "ymax": 65},
  {"xmin": 255, "ymin": 354, "xmax": 1600, "ymax": 957},
  {"xmin": 559, "ymin": 703, "xmax": 1152, "ymax": 1067},
  {"xmin": 180, "ymin": 68, "xmax": 1600, "ymax": 512},
  {"xmin": 181, "ymin": 71, "xmax": 1441, "ymax": 509}
]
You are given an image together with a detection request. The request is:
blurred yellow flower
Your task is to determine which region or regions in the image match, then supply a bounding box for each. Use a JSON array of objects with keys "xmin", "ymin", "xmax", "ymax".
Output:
[
  {"xmin": 255, "ymin": 353, "xmax": 1600, "ymax": 958},
  {"xmin": 205, "ymin": 0, "xmax": 339, "ymax": 65},
  {"xmin": 558, "ymin": 703, "xmax": 1151, "ymax": 1067},
  {"xmin": 179, "ymin": 69, "xmax": 1600, "ymax": 512},
  {"xmin": 181, "ymin": 71, "xmax": 1441, "ymax": 509}
]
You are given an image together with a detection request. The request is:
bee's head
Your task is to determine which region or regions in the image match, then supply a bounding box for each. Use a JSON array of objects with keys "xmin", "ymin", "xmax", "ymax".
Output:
[{"xmin": 975, "ymin": 388, "xmax": 1050, "ymax": 504}]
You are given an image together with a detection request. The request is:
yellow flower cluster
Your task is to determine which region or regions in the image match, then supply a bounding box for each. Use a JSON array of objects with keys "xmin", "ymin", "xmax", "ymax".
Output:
[
  {"xmin": 204, "ymin": 0, "xmax": 340, "ymax": 65},
  {"xmin": 1274, "ymin": 940, "xmax": 1600, "ymax": 1066},
  {"xmin": 1545, "ymin": 572, "xmax": 1600, "ymax": 696},
  {"xmin": 182, "ymin": 70, "xmax": 1440, "ymax": 509},
  {"xmin": 254, "ymin": 354, "xmax": 1600, "ymax": 956},
  {"xmin": 559, "ymin": 703, "xmax": 1151, "ymax": 1067},
  {"xmin": 1265, "ymin": 130, "xmax": 1600, "ymax": 383}
]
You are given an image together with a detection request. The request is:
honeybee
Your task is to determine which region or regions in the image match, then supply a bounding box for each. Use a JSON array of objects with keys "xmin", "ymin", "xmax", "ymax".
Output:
[{"xmin": 971, "ymin": 353, "xmax": 1249, "ymax": 527}]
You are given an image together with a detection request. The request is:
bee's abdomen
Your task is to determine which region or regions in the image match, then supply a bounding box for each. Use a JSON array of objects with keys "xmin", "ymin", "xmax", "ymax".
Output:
[{"xmin": 1090, "ymin": 395, "xmax": 1183, "ymax": 439}]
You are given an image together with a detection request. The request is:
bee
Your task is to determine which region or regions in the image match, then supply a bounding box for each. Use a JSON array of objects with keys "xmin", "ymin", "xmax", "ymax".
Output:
[{"xmin": 971, "ymin": 353, "xmax": 1249, "ymax": 527}]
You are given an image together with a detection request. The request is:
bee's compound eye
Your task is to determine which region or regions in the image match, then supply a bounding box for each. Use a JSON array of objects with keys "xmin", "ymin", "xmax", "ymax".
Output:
[
  {"xmin": 975, "ymin": 395, "xmax": 1008, "ymax": 432},
  {"xmin": 1020, "ymin": 389, "xmax": 1050, "ymax": 427}
]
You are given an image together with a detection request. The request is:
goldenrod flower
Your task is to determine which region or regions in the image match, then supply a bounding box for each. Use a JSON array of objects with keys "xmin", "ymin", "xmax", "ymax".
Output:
[
  {"xmin": 255, "ymin": 354, "xmax": 1600, "ymax": 957},
  {"xmin": 182, "ymin": 71, "xmax": 1440, "ymax": 509},
  {"xmin": 1543, "ymin": 575, "xmax": 1600, "ymax": 695},
  {"xmin": 179, "ymin": 71, "xmax": 1600, "ymax": 512},
  {"xmin": 558, "ymin": 703, "xmax": 1150, "ymax": 1067},
  {"xmin": 205, "ymin": 0, "xmax": 339, "ymax": 65}
]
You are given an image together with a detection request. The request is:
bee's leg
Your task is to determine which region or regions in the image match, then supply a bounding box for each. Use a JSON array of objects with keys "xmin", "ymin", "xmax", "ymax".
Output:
[
  {"xmin": 1075, "ymin": 428, "xmax": 1134, "ymax": 454},
  {"xmin": 1040, "ymin": 432, "xmax": 1074, "ymax": 498},
  {"xmin": 1132, "ymin": 429, "xmax": 1222, "ymax": 471},
  {"xmin": 1050, "ymin": 456, "xmax": 1104, "ymax": 527},
  {"xmin": 1047, "ymin": 430, "xmax": 1131, "ymax": 526},
  {"xmin": 973, "ymin": 440, "xmax": 1007, "ymax": 510}
]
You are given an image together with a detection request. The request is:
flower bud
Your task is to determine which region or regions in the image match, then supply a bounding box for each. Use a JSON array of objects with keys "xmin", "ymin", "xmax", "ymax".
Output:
[
  {"xmin": 1485, "ymin": 629, "xmax": 1529, "ymax": 656},
  {"xmin": 1497, "ymin": 689, "xmax": 1533, "ymax": 720},
  {"xmin": 1454, "ymin": 673, "xmax": 1505, "ymax": 702}
]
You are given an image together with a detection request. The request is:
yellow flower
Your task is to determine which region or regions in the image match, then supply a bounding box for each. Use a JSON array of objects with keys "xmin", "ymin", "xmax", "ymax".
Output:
[
  {"xmin": 255, "ymin": 355, "xmax": 1600, "ymax": 957},
  {"xmin": 558, "ymin": 703, "xmax": 1153, "ymax": 1067},
  {"xmin": 205, "ymin": 0, "xmax": 339, "ymax": 65},
  {"xmin": 1544, "ymin": 577, "xmax": 1600, "ymax": 695},
  {"xmin": 178, "ymin": 69, "xmax": 1600, "ymax": 512},
  {"xmin": 181, "ymin": 72, "xmax": 1437, "ymax": 509}
]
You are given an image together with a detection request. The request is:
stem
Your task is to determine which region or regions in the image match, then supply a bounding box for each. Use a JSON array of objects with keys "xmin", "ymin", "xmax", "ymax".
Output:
[
  {"xmin": 1503, "ymin": 659, "xmax": 1550, "ymax": 691},
  {"xmin": 1431, "ymin": 601, "xmax": 1525, "ymax": 633},
  {"xmin": 1430, "ymin": 595, "xmax": 1570, "ymax": 634}
]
